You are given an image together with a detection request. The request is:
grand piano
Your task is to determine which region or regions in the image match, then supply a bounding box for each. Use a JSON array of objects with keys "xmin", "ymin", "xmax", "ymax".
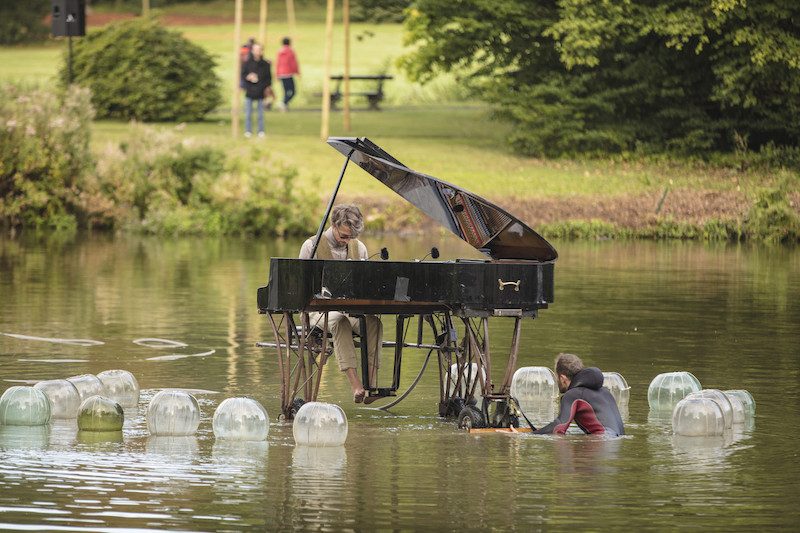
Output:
[{"xmin": 257, "ymin": 137, "xmax": 557, "ymax": 429}]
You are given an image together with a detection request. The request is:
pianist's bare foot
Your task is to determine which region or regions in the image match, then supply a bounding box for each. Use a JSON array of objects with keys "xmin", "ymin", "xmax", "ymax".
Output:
[
  {"xmin": 346, "ymin": 369, "xmax": 367, "ymax": 403},
  {"xmin": 353, "ymin": 388, "xmax": 366, "ymax": 403}
]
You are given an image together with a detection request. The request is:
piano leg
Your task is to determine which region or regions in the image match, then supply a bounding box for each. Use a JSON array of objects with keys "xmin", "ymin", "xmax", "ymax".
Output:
[
  {"xmin": 267, "ymin": 312, "xmax": 288, "ymax": 416},
  {"xmin": 267, "ymin": 311, "xmax": 333, "ymax": 420},
  {"xmin": 392, "ymin": 315, "xmax": 404, "ymax": 391},
  {"xmin": 287, "ymin": 314, "xmax": 306, "ymax": 413},
  {"xmin": 312, "ymin": 312, "xmax": 330, "ymax": 400},
  {"xmin": 358, "ymin": 315, "xmax": 370, "ymax": 391},
  {"xmin": 431, "ymin": 315, "xmax": 524, "ymax": 430}
]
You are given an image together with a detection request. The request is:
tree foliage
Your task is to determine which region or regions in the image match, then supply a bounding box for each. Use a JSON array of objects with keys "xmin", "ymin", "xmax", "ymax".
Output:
[
  {"xmin": 351, "ymin": 0, "xmax": 412, "ymax": 23},
  {"xmin": 61, "ymin": 17, "xmax": 221, "ymax": 122},
  {"xmin": 0, "ymin": 0, "xmax": 49, "ymax": 44},
  {"xmin": 401, "ymin": 0, "xmax": 800, "ymax": 157}
]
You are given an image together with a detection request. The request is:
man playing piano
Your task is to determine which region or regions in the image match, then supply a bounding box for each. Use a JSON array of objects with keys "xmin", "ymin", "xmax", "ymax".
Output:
[{"xmin": 299, "ymin": 204, "xmax": 383, "ymax": 403}]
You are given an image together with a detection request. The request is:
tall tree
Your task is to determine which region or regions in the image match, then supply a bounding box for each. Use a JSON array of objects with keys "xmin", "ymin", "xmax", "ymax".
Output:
[
  {"xmin": 0, "ymin": 0, "xmax": 49, "ymax": 44},
  {"xmin": 401, "ymin": 0, "xmax": 800, "ymax": 156}
]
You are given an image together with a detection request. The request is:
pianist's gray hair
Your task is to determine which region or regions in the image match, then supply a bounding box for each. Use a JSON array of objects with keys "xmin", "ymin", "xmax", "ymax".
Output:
[
  {"xmin": 555, "ymin": 353, "xmax": 584, "ymax": 379},
  {"xmin": 331, "ymin": 204, "xmax": 364, "ymax": 235}
]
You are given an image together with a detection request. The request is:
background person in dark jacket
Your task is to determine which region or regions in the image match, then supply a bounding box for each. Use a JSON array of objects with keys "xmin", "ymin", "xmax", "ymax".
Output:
[
  {"xmin": 241, "ymin": 43, "xmax": 272, "ymax": 137},
  {"xmin": 532, "ymin": 353, "xmax": 625, "ymax": 436}
]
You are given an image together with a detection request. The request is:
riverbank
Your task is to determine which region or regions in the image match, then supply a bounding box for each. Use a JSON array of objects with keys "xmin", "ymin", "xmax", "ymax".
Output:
[
  {"xmin": 2, "ymin": 8, "xmax": 798, "ymax": 242},
  {"xmin": 86, "ymin": 111, "xmax": 800, "ymax": 242}
]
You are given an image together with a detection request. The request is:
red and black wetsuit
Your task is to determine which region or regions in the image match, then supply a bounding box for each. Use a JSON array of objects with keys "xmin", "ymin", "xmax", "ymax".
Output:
[{"xmin": 532, "ymin": 367, "xmax": 625, "ymax": 436}]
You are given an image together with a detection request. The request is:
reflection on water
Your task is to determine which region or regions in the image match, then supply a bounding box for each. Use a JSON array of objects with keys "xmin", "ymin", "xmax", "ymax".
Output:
[
  {"xmin": 553, "ymin": 436, "xmax": 623, "ymax": 476},
  {"xmin": 48, "ymin": 420, "xmax": 78, "ymax": 448},
  {"xmin": 0, "ymin": 235, "xmax": 798, "ymax": 529},
  {"xmin": 76, "ymin": 430, "xmax": 124, "ymax": 446},
  {"xmin": 292, "ymin": 445, "xmax": 347, "ymax": 474},
  {"xmin": 145, "ymin": 435, "xmax": 199, "ymax": 457},
  {"xmin": 0, "ymin": 426, "xmax": 49, "ymax": 450}
]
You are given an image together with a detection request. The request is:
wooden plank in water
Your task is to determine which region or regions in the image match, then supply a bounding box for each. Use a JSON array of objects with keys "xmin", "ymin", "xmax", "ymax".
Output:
[{"xmin": 468, "ymin": 427, "xmax": 532, "ymax": 434}]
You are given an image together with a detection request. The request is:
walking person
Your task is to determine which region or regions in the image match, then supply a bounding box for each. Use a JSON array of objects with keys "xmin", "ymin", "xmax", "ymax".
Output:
[
  {"xmin": 276, "ymin": 37, "xmax": 300, "ymax": 111},
  {"xmin": 241, "ymin": 43, "xmax": 272, "ymax": 137}
]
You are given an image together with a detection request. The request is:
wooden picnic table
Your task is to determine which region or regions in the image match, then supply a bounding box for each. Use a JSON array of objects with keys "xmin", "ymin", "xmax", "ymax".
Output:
[{"xmin": 327, "ymin": 74, "xmax": 393, "ymax": 110}]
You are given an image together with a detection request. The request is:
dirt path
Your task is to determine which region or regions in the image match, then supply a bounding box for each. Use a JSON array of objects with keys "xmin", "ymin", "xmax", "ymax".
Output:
[{"xmin": 346, "ymin": 189, "xmax": 799, "ymax": 233}]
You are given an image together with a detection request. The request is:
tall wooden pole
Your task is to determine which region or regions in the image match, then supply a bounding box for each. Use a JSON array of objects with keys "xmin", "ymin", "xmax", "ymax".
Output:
[
  {"xmin": 343, "ymin": 0, "xmax": 351, "ymax": 132},
  {"xmin": 232, "ymin": 0, "xmax": 243, "ymax": 138},
  {"xmin": 142, "ymin": 0, "xmax": 150, "ymax": 17},
  {"xmin": 320, "ymin": 0, "xmax": 335, "ymax": 140},
  {"xmin": 286, "ymin": 0, "xmax": 297, "ymax": 38},
  {"xmin": 259, "ymin": 0, "xmax": 268, "ymax": 48}
]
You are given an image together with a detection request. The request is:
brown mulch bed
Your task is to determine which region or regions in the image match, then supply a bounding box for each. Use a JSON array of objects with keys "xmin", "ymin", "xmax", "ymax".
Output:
[
  {"xmin": 346, "ymin": 189, "xmax": 800, "ymax": 233},
  {"xmin": 504, "ymin": 189, "xmax": 752, "ymax": 228}
]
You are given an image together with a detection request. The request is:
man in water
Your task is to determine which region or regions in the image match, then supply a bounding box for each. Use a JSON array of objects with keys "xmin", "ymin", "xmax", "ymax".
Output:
[
  {"xmin": 532, "ymin": 353, "xmax": 625, "ymax": 436},
  {"xmin": 299, "ymin": 204, "xmax": 382, "ymax": 404}
]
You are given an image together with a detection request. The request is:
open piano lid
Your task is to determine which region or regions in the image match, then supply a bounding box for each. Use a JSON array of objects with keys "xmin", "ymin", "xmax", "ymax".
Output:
[{"xmin": 328, "ymin": 137, "xmax": 558, "ymax": 262}]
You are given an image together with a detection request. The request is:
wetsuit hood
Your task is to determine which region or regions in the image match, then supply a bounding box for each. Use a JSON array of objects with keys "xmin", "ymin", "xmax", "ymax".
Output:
[{"xmin": 568, "ymin": 367, "xmax": 604, "ymax": 391}]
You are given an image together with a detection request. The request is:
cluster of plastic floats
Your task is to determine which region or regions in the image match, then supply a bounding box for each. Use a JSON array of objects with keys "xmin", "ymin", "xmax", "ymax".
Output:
[
  {"xmin": 0, "ymin": 371, "xmax": 346, "ymax": 446},
  {"xmin": 0, "ymin": 365, "xmax": 753, "ymax": 443},
  {"xmin": 510, "ymin": 367, "xmax": 754, "ymax": 436}
]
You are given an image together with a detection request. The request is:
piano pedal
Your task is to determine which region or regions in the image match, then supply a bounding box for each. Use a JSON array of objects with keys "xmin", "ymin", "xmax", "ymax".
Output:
[{"xmin": 366, "ymin": 387, "xmax": 396, "ymax": 398}]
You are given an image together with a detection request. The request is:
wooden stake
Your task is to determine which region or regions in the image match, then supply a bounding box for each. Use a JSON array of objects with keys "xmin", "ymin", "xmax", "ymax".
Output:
[
  {"xmin": 232, "ymin": 0, "xmax": 243, "ymax": 138},
  {"xmin": 286, "ymin": 0, "xmax": 297, "ymax": 38},
  {"xmin": 142, "ymin": 0, "xmax": 150, "ymax": 17},
  {"xmin": 259, "ymin": 0, "xmax": 269, "ymax": 48},
  {"xmin": 343, "ymin": 0, "xmax": 351, "ymax": 132},
  {"xmin": 320, "ymin": 0, "xmax": 335, "ymax": 140}
]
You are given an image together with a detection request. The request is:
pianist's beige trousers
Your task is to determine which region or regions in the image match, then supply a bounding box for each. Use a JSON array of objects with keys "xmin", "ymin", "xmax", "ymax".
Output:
[{"xmin": 309, "ymin": 312, "xmax": 382, "ymax": 381}]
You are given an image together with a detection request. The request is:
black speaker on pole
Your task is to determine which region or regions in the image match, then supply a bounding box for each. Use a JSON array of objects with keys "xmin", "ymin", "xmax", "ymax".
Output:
[{"xmin": 51, "ymin": 0, "xmax": 86, "ymax": 37}]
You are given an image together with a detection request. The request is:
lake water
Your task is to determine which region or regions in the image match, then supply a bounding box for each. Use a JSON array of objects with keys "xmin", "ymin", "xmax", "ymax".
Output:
[{"xmin": 1, "ymin": 235, "xmax": 798, "ymax": 530}]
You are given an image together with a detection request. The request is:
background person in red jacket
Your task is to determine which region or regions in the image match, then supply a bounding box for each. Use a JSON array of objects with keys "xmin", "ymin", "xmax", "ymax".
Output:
[{"xmin": 275, "ymin": 37, "xmax": 300, "ymax": 111}]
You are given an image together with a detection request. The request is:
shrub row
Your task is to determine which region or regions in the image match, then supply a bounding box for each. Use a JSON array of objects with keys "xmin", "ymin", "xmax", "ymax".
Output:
[{"xmin": 1, "ymin": 84, "xmax": 313, "ymax": 236}]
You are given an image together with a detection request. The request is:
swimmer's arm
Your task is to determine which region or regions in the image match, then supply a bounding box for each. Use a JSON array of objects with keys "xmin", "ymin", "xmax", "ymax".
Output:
[{"xmin": 532, "ymin": 392, "xmax": 573, "ymax": 434}]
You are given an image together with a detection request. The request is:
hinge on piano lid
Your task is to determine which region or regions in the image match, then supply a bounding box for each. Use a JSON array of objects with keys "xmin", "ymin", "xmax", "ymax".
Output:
[
  {"xmin": 315, "ymin": 286, "xmax": 332, "ymax": 299},
  {"xmin": 493, "ymin": 308, "xmax": 523, "ymax": 317}
]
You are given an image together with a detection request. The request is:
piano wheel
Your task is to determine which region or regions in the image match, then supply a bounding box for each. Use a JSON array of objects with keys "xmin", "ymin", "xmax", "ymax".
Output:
[
  {"xmin": 457, "ymin": 405, "xmax": 486, "ymax": 430},
  {"xmin": 289, "ymin": 397, "xmax": 306, "ymax": 419},
  {"xmin": 439, "ymin": 397, "xmax": 465, "ymax": 418}
]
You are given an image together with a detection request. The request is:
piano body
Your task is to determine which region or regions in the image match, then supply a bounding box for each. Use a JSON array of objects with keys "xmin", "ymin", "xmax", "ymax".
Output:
[{"xmin": 257, "ymin": 137, "xmax": 557, "ymax": 429}]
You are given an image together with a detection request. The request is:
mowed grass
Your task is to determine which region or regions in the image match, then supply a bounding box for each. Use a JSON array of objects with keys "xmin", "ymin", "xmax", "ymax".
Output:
[
  {"xmin": 2, "ymin": 9, "xmax": 753, "ymax": 203},
  {"xmin": 0, "ymin": 17, "xmax": 459, "ymax": 107},
  {"xmin": 91, "ymin": 107, "xmax": 739, "ymax": 201}
]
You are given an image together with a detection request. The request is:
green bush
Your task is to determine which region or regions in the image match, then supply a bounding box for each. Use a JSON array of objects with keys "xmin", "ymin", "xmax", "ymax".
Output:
[
  {"xmin": 0, "ymin": 84, "xmax": 95, "ymax": 232},
  {"xmin": 0, "ymin": 0, "xmax": 49, "ymax": 45},
  {"xmin": 539, "ymin": 220, "xmax": 623, "ymax": 240},
  {"xmin": 743, "ymin": 179, "xmax": 800, "ymax": 243},
  {"xmin": 61, "ymin": 17, "xmax": 221, "ymax": 121},
  {"xmin": 93, "ymin": 124, "xmax": 315, "ymax": 235}
]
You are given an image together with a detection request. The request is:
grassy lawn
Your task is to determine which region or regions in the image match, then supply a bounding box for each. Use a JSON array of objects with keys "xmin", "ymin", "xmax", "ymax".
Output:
[
  {"xmin": 0, "ymin": 17, "xmax": 460, "ymax": 107},
  {"xmin": 91, "ymin": 107, "xmax": 744, "ymax": 202},
  {"xmin": 2, "ymin": 7, "xmax": 766, "ymax": 207}
]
